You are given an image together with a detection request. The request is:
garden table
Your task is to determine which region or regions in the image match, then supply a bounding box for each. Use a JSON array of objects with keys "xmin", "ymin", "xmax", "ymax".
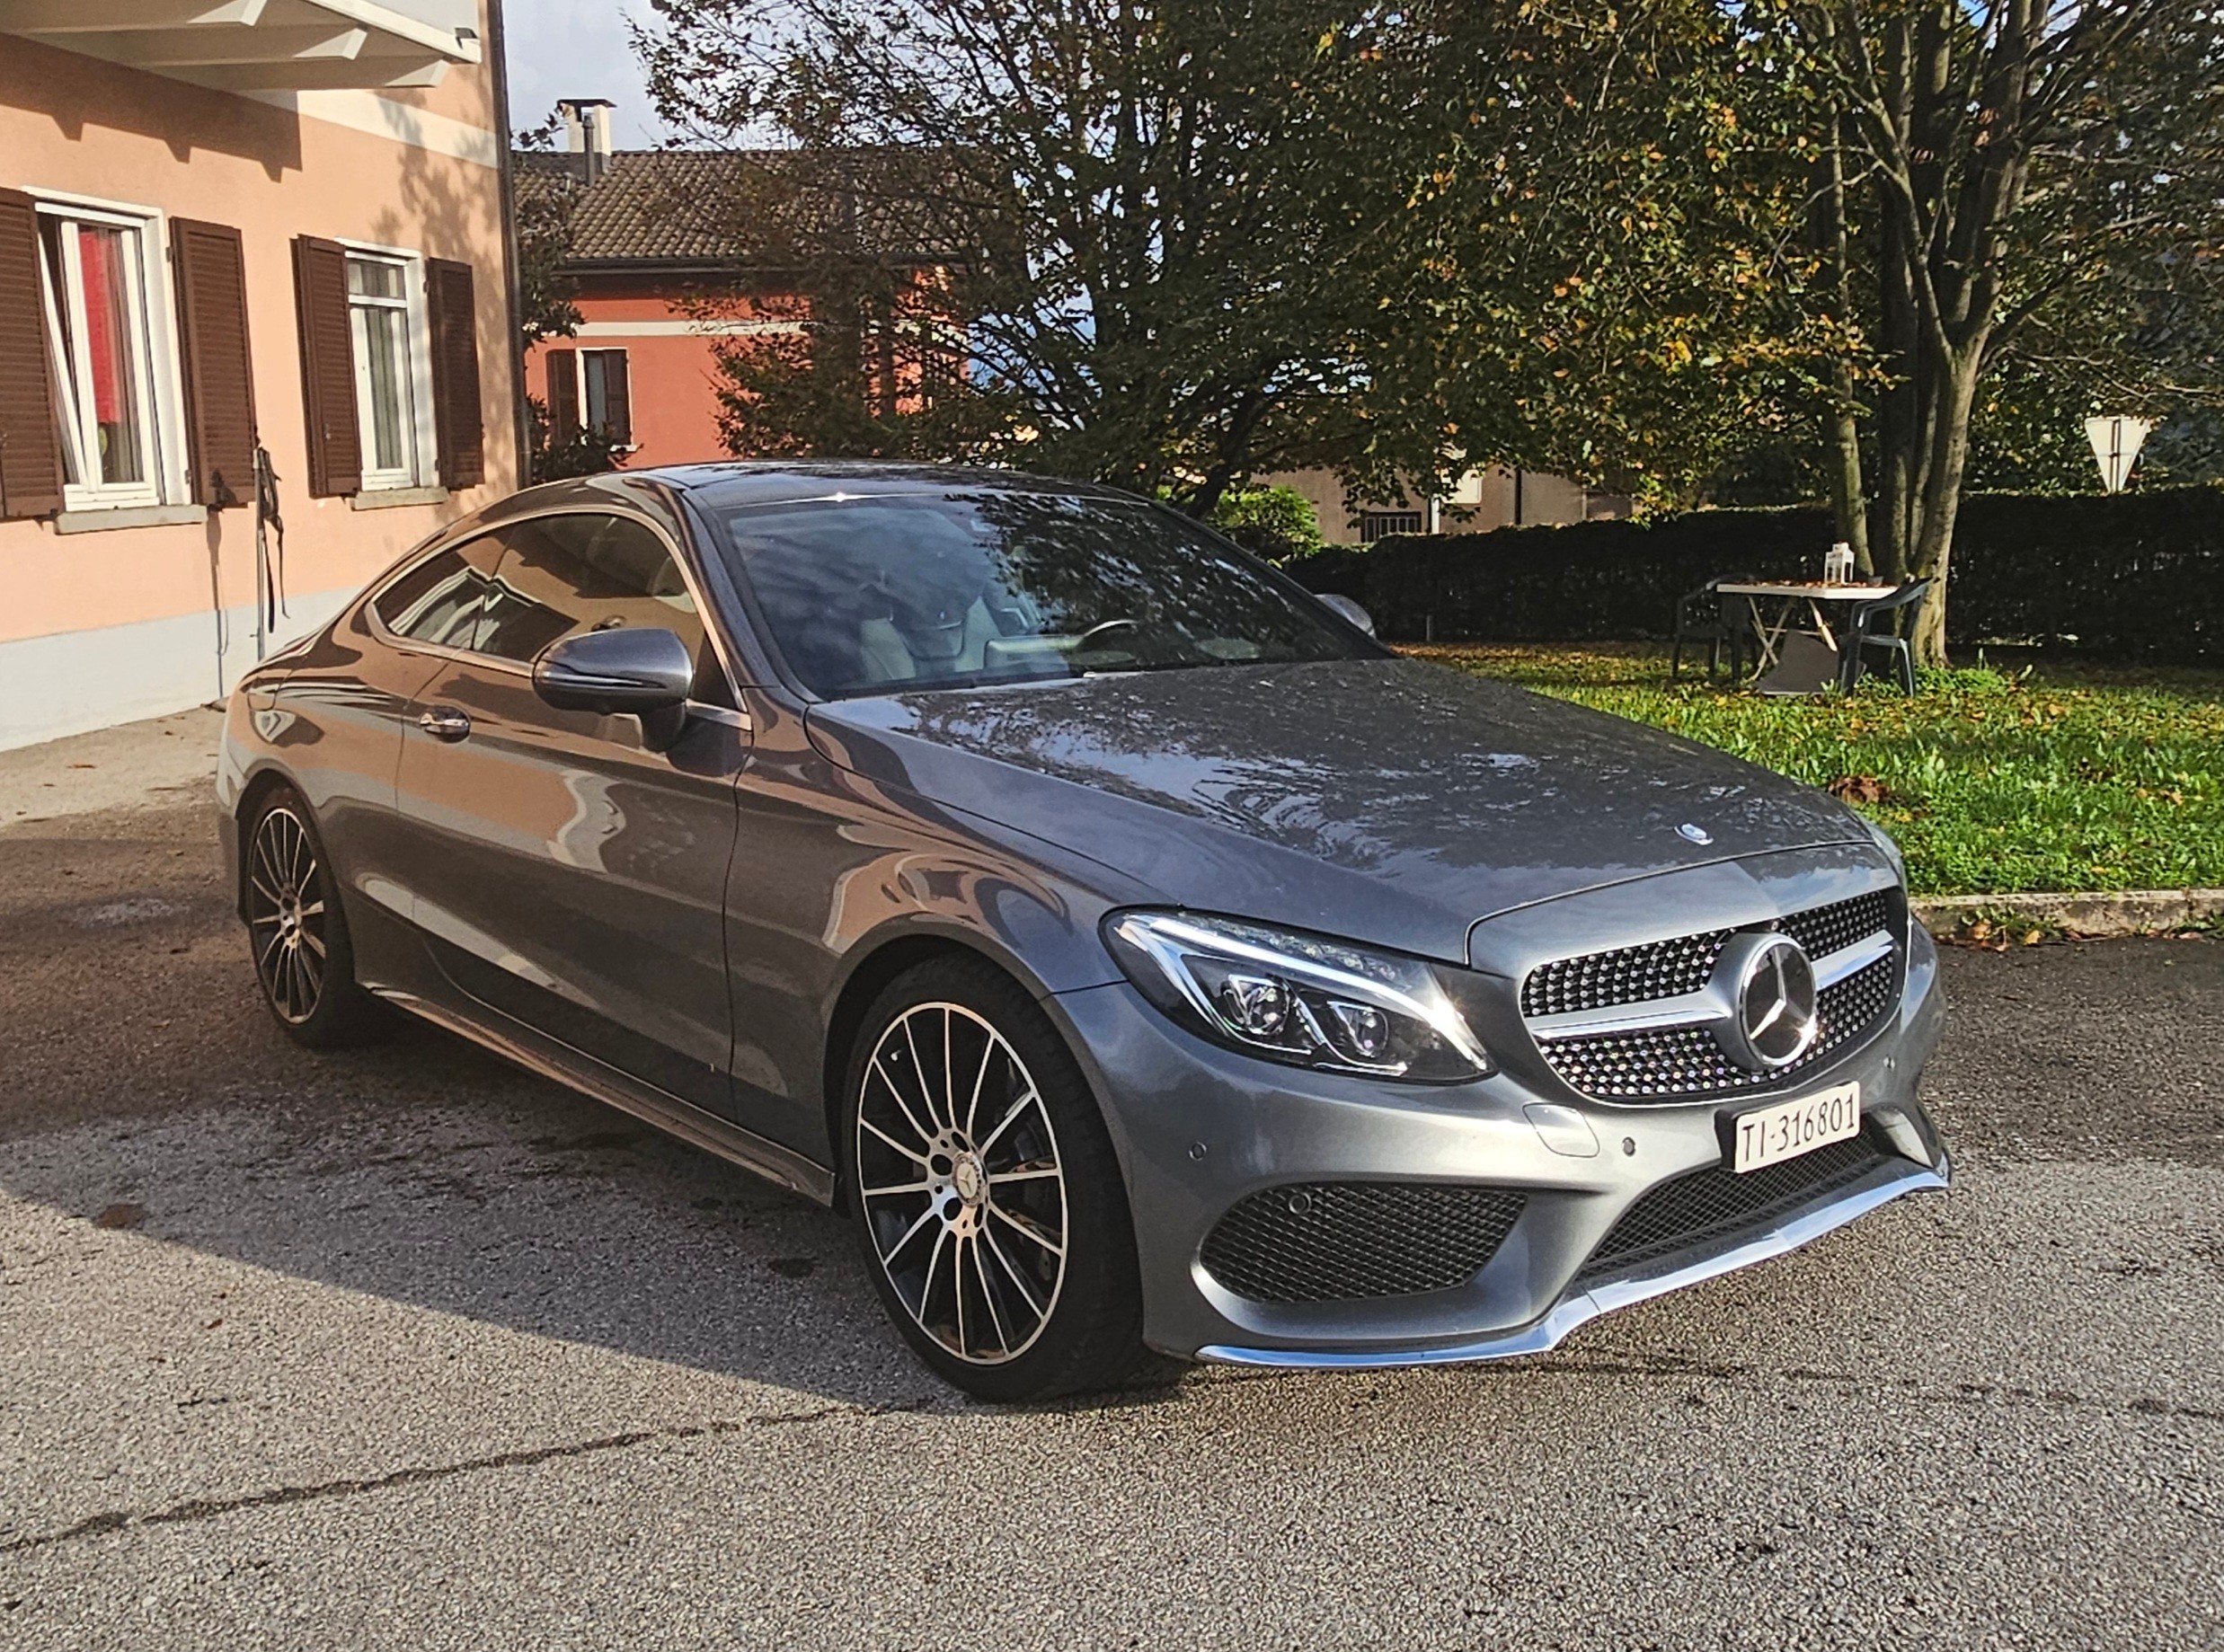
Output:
[{"xmin": 1715, "ymin": 580, "xmax": 1901, "ymax": 693}]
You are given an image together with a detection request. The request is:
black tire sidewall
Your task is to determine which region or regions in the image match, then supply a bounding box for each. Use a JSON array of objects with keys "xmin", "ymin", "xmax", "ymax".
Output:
[{"xmin": 841, "ymin": 955, "xmax": 1147, "ymax": 1402}]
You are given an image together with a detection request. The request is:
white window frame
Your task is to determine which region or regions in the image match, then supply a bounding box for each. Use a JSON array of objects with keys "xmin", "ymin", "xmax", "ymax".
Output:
[
  {"xmin": 338, "ymin": 240, "xmax": 439, "ymax": 491},
  {"xmin": 1358, "ymin": 508, "xmax": 1424, "ymax": 543},
  {"xmin": 570, "ymin": 347, "xmax": 633, "ymax": 446},
  {"xmin": 30, "ymin": 190, "xmax": 191, "ymax": 513}
]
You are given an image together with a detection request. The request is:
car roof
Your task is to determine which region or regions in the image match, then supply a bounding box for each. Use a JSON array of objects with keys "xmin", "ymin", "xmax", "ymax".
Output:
[{"xmin": 635, "ymin": 460, "xmax": 1142, "ymax": 509}]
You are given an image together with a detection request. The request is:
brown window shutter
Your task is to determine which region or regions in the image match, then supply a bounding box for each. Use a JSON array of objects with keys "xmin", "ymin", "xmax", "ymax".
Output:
[
  {"xmin": 426, "ymin": 258, "xmax": 483, "ymax": 489},
  {"xmin": 291, "ymin": 235, "xmax": 359, "ymax": 498},
  {"xmin": 545, "ymin": 348, "xmax": 580, "ymax": 443},
  {"xmin": 602, "ymin": 349, "xmax": 631, "ymax": 443},
  {"xmin": 0, "ymin": 187, "xmax": 65, "ymax": 519},
  {"xmin": 171, "ymin": 218, "xmax": 257, "ymax": 509}
]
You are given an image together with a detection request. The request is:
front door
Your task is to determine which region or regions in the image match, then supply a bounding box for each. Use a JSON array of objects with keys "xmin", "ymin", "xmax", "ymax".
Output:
[{"xmin": 392, "ymin": 509, "xmax": 745, "ymax": 1115}]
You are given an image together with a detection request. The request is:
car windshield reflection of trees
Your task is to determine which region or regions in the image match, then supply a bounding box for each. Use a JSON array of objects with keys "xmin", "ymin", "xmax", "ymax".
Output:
[{"xmin": 707, "ymin": 490, "xmax": 1363, "ymax": 699}]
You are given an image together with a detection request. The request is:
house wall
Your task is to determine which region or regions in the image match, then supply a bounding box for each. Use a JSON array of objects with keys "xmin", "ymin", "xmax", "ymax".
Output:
[
  {"xmin": 0, "ymin": 14, "xmax": 517, "ymax": 751},
  {"xmin": 523, "ymin": 281, "xmax": 796, "ymax": 472},
  {"xmin": 1262, "ymin": 466, "xmax": 1632, "ymax": 543}
]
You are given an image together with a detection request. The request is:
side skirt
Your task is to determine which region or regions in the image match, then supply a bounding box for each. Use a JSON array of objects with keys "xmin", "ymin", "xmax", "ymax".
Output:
[{"xmin": 375, "ymin": 986, "xmax": 837, "ymax": 1206}]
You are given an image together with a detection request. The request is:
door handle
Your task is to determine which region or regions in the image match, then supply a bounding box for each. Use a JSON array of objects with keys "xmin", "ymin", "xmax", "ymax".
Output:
[{"xmin": 418, "ymin": 706, "xmax": 472, "ymax": 742}]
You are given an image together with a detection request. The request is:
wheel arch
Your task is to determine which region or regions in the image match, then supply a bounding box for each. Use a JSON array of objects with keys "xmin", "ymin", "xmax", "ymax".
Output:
[{"xmin": 229, "ymin": 766, "xmax": 302, "ymax": 923}]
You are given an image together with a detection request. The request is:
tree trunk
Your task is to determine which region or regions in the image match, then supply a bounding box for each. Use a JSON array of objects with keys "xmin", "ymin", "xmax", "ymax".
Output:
[
  {"xmin": 1818, "ymin": 114, "xmax": 1872, "ymax": 575},
  {"xmin": 1868, "ymin": 201, "xmax": 1919, "ymax": 584},
  {"xmin": 1905, "ymin": 344, "xmax": 1983, "ymax": 667}
]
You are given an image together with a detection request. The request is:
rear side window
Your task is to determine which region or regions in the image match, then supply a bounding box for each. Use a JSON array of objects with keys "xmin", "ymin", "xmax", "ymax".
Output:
[
  {"xmin": 476, "ymin": 513, "xmax": 707, "ymax": 665},
  {"xmin": 371, "ymin": 534, "xmax": 502, "ymax": 649}
]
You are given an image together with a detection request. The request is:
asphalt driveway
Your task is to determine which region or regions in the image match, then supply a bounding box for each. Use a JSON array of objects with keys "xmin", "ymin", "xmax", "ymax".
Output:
[{"xmin": 1, "ymin": 712, "xmax": 2219, "ymax": 1649}]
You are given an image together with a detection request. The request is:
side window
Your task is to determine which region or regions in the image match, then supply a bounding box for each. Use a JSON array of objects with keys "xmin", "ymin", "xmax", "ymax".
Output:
[
  {"xmin": 371, "ymin": 533, "xmax": 502, "ymax": 649},
  {"xmin": 479, "ymin": 514, "xmax": 724, "ymax": 697}
]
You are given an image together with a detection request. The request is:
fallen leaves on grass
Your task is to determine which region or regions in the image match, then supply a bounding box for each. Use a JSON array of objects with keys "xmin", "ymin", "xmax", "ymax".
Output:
[{"xmin": 1415, "ymin": 644, "xmax": 2224, "ymax": 897}]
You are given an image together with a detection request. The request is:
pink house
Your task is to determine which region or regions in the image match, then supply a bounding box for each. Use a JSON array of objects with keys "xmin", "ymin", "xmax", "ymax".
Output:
[{"xmin": 0, "ymin": 2, "xmax": 521, "ymax": 750}]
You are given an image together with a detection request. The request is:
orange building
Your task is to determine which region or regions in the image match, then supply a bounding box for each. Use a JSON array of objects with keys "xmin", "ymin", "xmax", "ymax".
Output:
[
  {"xmin": 518, "ymin": 107, "xmax": 963, "ymax": 471},
  {"xmin": 0, "ymin": 2, "xmax": 520, "ymax": 751}
]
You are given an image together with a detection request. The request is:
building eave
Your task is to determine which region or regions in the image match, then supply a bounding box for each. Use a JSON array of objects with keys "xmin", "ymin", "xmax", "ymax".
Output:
[{"xmin": 0, "ymin": 0, "xmax": 482, "ymax": 93}]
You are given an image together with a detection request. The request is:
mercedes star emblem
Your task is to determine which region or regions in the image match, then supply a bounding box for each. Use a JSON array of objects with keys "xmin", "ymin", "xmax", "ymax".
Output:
[{"xmin": 1712, "ymin": 932, "xmax": 1821, "ymax": 1072}]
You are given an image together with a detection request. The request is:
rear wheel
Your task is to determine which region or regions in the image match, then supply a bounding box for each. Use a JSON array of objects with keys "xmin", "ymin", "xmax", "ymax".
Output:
[
  {"xmin": 843, "ymin": 956, "xmax": 1150, "ymax": 1401},
  {"xmin": 243, "ymin": 788, "xmax": 381, "ymax": 1047}
]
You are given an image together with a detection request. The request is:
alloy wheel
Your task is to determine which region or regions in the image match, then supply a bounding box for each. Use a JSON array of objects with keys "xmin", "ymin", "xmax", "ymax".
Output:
[
  {"xmin": 246, "ymin": 805, "xmax": 328, "ymax": 1024},
  {"xmin": 855, "ymin": 1003, "xmax": 1068, "ymax": 1365}
]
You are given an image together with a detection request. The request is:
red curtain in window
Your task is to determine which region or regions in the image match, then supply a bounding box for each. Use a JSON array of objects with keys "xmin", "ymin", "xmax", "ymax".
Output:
[{"xmin": 77, "ymin": 227, "xmax": 120, "ymax": 425}]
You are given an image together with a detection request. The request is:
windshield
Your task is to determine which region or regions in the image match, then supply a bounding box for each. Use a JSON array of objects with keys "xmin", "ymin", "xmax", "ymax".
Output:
[{"xmin": 698, "ymin": 490, "xmax": 1373, "ymax": 699}]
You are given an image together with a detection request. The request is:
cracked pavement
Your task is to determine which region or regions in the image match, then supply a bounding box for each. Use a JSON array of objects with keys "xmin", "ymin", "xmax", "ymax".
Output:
[{"xmin": 2, "ymin": 711, "xmax": 2220, "ymax": 1649}]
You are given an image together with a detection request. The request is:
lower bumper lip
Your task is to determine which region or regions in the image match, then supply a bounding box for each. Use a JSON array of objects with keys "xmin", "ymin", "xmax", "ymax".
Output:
[{"xmin": 1192, "ymin": 1154, "xmax": 1949, "ymax": 1370}]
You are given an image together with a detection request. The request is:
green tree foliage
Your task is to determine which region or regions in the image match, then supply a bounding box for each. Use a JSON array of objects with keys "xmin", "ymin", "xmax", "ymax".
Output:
[
  {"xmin": 1750, "ymin": 1, "xmax": 2224, "ymax": 662},
  {"xmin": 510, "ymin": 111, "xmax": 623, "ymax": 483},
  {"xmin": 511, "ymin": 114, "xmax": 585, "ymax": 353},
  {"xmin": 636, "ymin": 1, "xmax": 1829, "ymax": 517},
  {"xmin": 1332, "ymin": 4, "xmax": 1837, "ymax": 511},
  {"xmin": 1205, "ymin": 484, "xmax": 1327, "ymax": 561},
  {"xmin": 641, "ymin": 1, "xmax": 1387, "ymax": 512}
]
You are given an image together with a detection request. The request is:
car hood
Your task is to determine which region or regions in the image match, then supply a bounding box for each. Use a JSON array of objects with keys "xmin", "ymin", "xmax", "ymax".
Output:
[{"xmin": 803, "ymin": 657, "xmax": 1871, "ymax": 964}]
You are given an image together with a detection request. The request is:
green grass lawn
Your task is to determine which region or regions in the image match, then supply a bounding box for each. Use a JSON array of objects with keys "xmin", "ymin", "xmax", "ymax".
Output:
[{"xmin": 1415, "ymin": 643, "xmax": 2224, "ymax": 897}]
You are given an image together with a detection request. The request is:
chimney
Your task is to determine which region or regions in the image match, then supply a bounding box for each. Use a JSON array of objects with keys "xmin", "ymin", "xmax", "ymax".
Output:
[{"xmin": 556, "ymin": 97, "xmax": 616, "ymax": 182}]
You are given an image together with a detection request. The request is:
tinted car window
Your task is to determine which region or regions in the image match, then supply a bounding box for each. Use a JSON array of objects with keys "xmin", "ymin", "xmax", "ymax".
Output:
[
  {"xmin": 477, "ymin": 512, "xmax": 709, "ymax": 666},
  {"xmin": 371, "ymin": 533, "xmax": 503, "ymax": 649},
  {"xmin": 699, "ymin": 491, "xmax": 1369, "ymax": 699}
]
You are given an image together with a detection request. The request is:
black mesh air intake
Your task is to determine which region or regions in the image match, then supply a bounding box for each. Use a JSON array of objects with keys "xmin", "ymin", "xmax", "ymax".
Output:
[
  {"xmin": 1574, "ymin": 1131, "xmax": 1889, "ymax": 1287},
  {"xmin": 1201, "ymin": 1182, "xmax": 1527, "ymax": 1303}
]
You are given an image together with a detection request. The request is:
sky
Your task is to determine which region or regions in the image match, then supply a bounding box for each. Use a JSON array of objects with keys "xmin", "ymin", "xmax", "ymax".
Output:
[{"xmin": 501, "ymin": 0, "xmax": 676, "ymax": 148}]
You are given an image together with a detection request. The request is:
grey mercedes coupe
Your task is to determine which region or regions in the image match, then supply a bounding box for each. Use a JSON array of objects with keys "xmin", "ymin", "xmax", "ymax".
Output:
[{"xmin": 217, "ymin": 464, "xmax": 1949, "ymax": 1400}]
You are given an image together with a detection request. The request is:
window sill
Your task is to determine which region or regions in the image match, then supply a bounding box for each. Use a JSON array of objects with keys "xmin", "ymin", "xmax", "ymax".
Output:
[
  {"xmin": 49, "ymin": 504, "xmax": 208, "ymax": 535},
  {"xmin": 350, "ymin": 485, "xmax": 450, "ymax": 511}
]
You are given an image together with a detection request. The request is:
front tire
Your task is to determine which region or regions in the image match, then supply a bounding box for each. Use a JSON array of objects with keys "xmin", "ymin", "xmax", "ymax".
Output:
[
  {"xmin": 242, "ymin": 787, "xmax": 382, "ymax": 1048},
  {"xmin": 843, "ymin": 956, "xmax": 1150, "ymax": 1401}
]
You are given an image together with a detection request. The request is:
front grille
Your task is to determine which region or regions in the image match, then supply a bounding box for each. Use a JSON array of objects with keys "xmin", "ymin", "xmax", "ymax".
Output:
[
  {"xmin": 1520, "ymin": 888, "xmax": 1901, "ymax": 1103},
  {"xmin": 1780, "ymin": 891, "xmax": 1893, "ymax": 961},
  {"xmin": 1573, "ymin": 1130, "xmax": 1889, "ymax": 1287},
  {"xmin": 1201, "ymin": 1182, "xmax": 1526, "ymax": 1303},
  {"xmin": 1540, "ymin": 951, "xmax": 1898, "ymax": 1100},
  {"xmin": 1520, "ymin": 927, "xmax": 1732, "ymax": 1018}
]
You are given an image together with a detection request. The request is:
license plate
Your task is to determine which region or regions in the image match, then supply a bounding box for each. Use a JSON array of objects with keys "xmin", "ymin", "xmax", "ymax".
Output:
[{"xmin": 1730, "ymin": 1082, "xmax": 1861, "ymax": 1173}]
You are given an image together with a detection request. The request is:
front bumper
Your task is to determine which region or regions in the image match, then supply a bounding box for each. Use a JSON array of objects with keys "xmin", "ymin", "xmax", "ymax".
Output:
[{"xmin": 1049, "ymin": 922, "xmax": 1948, "ymax": 1366}]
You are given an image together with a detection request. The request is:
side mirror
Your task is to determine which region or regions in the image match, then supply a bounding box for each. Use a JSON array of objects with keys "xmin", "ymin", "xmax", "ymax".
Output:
[
  {"xmin": 534, "ymin": 626, "xmax": 695, "ymax": 717},
  {"xmin": 1316, "ymin": 593, "xmax": 1377, "ymax": 638}
]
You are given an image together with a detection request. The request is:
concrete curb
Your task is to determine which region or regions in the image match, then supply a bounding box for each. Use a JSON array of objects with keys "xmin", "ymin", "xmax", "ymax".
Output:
[{"xmin": 1912, "ymin": 888, "xmax": 2224, "ymax": 939}]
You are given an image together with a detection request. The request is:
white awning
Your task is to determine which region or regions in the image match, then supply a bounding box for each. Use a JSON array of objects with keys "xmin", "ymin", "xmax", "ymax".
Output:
[{"xmin": 0, "ymin": 0, "xmax": 482, "ymax": 92}]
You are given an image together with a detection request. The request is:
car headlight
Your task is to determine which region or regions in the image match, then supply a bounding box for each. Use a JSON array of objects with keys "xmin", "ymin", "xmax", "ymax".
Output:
[
  {"xmin": 1103, "ymin": 910, "xmax": 1494, "ymax": 1083},
  {"xmin": 1860, "ymin": 816, "xmax": 1908, "ymax": 886}
]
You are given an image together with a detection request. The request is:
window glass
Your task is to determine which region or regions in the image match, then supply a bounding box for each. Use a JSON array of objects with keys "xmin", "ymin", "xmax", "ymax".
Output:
[
  {"xmin": 478, "ymin": 513, "xmax": 708, "ymax": 669},
  {"xmin": 346, "ymin": 252, "xmax": 419, "ymax": 484},
  {"xmin": 35, "ymin": 208, "xmax": 162, "ymax": 508},
  {"xmin": 372, "ymin": 534, "xmax": 502, "ymax": 649},
  {"xmin": 697, "ymin": 490, "xmax": 1369, "ymax": 700},
  {"xmin": 580, "ymin": 349, "xmax": 630, "ymax": 441}
]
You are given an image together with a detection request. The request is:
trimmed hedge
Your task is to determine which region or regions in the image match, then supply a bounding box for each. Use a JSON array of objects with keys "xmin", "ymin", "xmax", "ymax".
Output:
[{"xmin": 1286, "ymin": 486, "xmax": 2224, "ymax": 664}]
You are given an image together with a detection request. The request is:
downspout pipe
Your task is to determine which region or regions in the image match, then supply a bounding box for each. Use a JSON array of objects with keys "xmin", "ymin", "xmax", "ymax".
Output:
[{"xmin": 483, "ymin": 0, "xmax": 532, "ymax": 488}]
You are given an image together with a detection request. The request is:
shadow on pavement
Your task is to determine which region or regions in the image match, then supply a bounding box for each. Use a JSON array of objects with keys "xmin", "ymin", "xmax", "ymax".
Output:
[{"xmin": 0, "ymin": 803, "xmax": 1200, "ymax": 1412}]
